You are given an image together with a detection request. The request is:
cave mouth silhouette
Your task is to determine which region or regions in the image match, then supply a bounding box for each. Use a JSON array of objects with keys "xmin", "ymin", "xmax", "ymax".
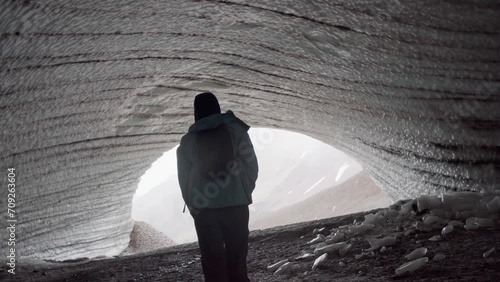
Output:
[
  {"xmin": 131, "ymin": 128, "xmax": 391, "ymax": 245},
  {"xmin": 3, "ymin": 0, "xmax": 497, "ymax": 262}
]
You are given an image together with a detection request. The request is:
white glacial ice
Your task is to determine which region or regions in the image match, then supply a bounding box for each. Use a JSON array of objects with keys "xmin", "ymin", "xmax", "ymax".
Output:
[{"xmin": 0, "ymin": 0, "xmax": 498, "ymax": 260}]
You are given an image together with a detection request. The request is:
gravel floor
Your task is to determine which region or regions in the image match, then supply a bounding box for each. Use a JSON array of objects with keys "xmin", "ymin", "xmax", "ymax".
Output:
[{"xmin": 2, "ymin": 208, "xmax": 499, "ymax": 282}]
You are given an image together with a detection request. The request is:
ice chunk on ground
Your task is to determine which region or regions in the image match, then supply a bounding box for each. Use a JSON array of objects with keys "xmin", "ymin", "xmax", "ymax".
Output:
[
  {"xmin": 355, "ymin": 253, "xmax": 364, "ymax": 260},
  {"xmin": 399, "ymin": 200, "xmax": 415, "ymax": 215},
  {"xmin": 364, "ymin": 213, "xmax": 385, "ymax": 225},
  {"xmin": 428, "ymin": 235, "xmax": 442, "ymax": 242},
  {"xmin": 274, "ymin": 262, "xmax": 294, "ymax": 275},
  {"xmin": 422, "ymin": 215, "xmax": 441, "ymax": 225},
  {"xmin": 384, "ymin": 210, "xmax": 399, "ymax": 219},
  {"xmin": 366, "ymin": 236, "xmax": 397, "ymax": 251},
  {"xmin": 433, "ymin": 253, "xmax": 446, "ymax": 261},
  {"xmin": 448, "ymin": 220, "xmax": 463, "ymax": 227},
  {"xmin": 395, "ymin": 257, "xmax": 428, "ymax": 276},
  {"xmin": 326, "ymin": 231, "xmax": 346, "ymax": 244},
  {"xmin": 405, "ymin": 247, "xmax": 427, "ymax": 260},
  {"xmin": 464, "ymin": 223, "xmax": 480, "ymax": 230},
  {"xmin": 310, "ymin": 242, "xmax": 327, "ymax": 250},
  {"xmin": 430, "ymin": 209, "xmax": 446, "ymax": 217},
  {"xmin": 483, "ymin": 247, "xmax": 495, "ymax": 258},
  {"xmin": 417, "ymin": 195, "xmax": 442, "ymax": 212},
  {"xmin": 442, "ymin": 192, "xmax": 483, "ymax": 211},
  {"xmin": 294, "ymin": 253, "xmax": 315, "ymax": 261},
  {"xmin": 313, "ymin": 227, "xmax": 325, "ymax": 234},
  {"xmin": 339, "ymin": 243, "xmax": 352, "ymax": 257},
  {"xmin": 415, "ymin": 222, "xmax": 433, "ymax": 232},
  {"xmin": 307, "ymin": 234, "xmax": 326, "ymax": 244},
  {"xmin": 349, "ymin": 223, "xmax": 375, "ymax": 235},
  {"xmin": 487, "ymin": 197, "xmax": 500, "ymax": 213},
  {"xmin": 441, "ymin": 224, "xmax": 454, "ymax": 236},
  {"xmin": 314, "ymin": 242, "xmax": 347, "ymax": 256},
  {"xmin": 466, "ymin": 217, "xmax": 494, "ymax": 228},
  {"xmin": 267, "ymin": 259, "xmax": 289, "ymax": 272},
  {"xmin": 312, "ymin": 253, "xmax": 328, "ymax": 270}
]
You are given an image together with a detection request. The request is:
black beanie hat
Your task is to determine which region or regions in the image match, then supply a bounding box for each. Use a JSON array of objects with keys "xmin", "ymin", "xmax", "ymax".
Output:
[{"xmin": 194, "ymin": 92, "xmax": 221, "ymax": 121}]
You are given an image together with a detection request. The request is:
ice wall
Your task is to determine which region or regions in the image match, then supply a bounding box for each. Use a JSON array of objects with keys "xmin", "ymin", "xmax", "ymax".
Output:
[{"xmin": 0, "ymin": 0, "xmax": 498, "ymax": 260}]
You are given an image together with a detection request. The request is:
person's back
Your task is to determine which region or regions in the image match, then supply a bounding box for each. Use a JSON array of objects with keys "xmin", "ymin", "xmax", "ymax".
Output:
[{"xmin": 176, "ymin": 92, "xmax": 258, "ymax": 282}]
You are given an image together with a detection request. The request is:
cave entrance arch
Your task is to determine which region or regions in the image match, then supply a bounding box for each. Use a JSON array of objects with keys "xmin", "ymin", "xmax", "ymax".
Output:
[{"xmin": 131, "ymin": 128, "xmax": 391, "ymax": 248}]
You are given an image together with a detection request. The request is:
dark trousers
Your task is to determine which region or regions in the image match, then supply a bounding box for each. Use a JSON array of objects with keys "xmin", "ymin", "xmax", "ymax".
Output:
[{"xmin": 191, "ymin": 205, "xmax": 250, "ymax": 282}]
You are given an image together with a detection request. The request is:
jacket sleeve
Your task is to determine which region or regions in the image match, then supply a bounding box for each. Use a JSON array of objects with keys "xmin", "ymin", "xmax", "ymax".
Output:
[
  {"xmin": 176, "ymin": 142, "xmax": 192, "ymax": 206},
  {"xmin": 238, "ymin": 131, "xmax": 259, "ymax": 193}
]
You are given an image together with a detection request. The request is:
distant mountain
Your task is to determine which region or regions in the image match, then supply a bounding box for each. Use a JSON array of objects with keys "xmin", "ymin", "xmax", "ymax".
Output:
[
  {"xmin": 249, "ymin": 171, "xmax": 392, "ymax": 230},
  {"xmin": 132, "ymin": 176, "xmax": 194, "ymax": 244}
]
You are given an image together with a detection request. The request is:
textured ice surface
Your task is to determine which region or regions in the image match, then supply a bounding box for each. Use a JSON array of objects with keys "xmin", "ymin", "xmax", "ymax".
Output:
[{"xmin": 0, "ymin": 0, "xmax": 499, "ymax": 260}]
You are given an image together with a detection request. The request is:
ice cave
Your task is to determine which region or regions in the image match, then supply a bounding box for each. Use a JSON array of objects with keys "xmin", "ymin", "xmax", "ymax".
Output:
[{"xmin": 0, "ymin": 0, "xmax": 498, "ymax": 262}]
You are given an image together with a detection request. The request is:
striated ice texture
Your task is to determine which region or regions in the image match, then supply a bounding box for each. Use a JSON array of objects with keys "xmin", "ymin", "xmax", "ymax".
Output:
[{"xmin": 0, "ymin": 1, "xmax": 499, "ymax": 260}]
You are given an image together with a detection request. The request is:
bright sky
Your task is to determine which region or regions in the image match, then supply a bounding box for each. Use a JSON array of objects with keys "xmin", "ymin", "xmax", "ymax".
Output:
[
  {"xmin": 134, "ymin": 145, "xmax": 179, "ymax": 197},
  {"xmin": 134, "ymin": 128, "xmax": 321, "ymax": 197},
  {"xmin": 134, "ymin": 127, "xmax": 360, "ymax": 198}
]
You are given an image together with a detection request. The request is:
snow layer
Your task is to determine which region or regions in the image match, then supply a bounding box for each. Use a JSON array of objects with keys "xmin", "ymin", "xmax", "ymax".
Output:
[{"xmin": 0, "ymin": 0, "xmax": 499, "ymax": 260}]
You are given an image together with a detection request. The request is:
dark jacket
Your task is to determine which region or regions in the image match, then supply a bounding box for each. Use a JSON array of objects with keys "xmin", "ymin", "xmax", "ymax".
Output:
[{"xmin": 177, "ymin": 110, "xmax": 258, "ymax": 210}]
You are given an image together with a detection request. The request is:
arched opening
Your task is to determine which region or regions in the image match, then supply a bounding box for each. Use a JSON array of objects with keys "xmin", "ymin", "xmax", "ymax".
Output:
[{"xmin": 130, "ymin": 128, "xmax": 391, "ymax": 252}]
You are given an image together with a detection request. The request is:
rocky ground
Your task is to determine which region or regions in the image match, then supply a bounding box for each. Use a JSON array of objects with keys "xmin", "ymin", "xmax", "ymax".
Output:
[{"xmin": 2, "ymin": 204, "xmax": 499, "ymax": 282}]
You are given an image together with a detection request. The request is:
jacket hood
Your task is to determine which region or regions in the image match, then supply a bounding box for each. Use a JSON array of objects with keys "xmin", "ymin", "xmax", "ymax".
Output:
[
  {"xmin": 188, "ymin": 110, "xmax": 250, "ymax": 133},
  {"xmin": 194, "ymin": 92, "xmax": 221, "ymax": 122}
]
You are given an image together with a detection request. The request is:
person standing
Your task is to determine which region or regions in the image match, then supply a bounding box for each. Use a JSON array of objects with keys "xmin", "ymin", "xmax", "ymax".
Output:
[{"xmin": 177, "ymin": 92, "xmax": 258, "ymax": 282}]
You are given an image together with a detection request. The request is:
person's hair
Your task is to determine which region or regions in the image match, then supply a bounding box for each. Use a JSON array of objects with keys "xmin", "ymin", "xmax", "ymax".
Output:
[{"xmin": 194, "ymin": 92, "xmax": 221, "ymax": 121}]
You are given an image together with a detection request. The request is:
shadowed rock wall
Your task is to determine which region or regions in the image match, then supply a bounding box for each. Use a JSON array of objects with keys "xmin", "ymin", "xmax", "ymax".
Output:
[{"xmin": 0, "ymin": 0, "xmax": 498, "ymax": 260}]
